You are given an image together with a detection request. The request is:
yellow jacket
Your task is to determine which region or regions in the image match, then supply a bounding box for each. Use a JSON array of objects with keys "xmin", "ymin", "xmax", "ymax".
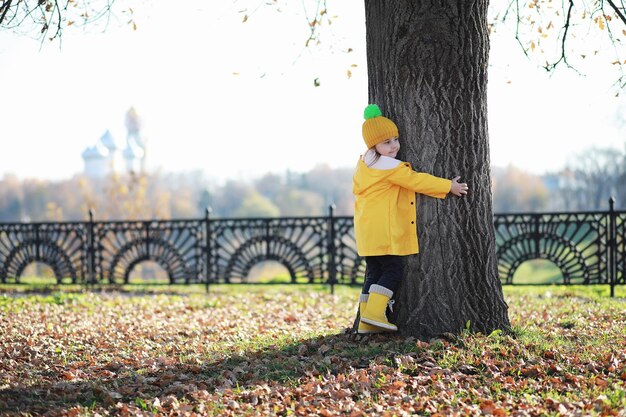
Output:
[{"xmin": 353, "ymin": 159, "xmax": 452, "ymax": 256}]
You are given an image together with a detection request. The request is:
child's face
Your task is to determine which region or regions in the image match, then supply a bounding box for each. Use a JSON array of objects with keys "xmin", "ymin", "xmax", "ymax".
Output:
[{"xmin": 375, "ymin": 137, "xmax": 400, "ymax": 158}]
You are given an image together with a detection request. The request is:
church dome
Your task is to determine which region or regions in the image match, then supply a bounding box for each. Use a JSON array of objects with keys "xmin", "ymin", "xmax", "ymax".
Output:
[
  {"xmin": 81, "ymin": 141, "xmax": 109, "ymax": 159},
  {"xmin": 125, "ymin": 107, "xmax": 142, "ymax": 135},
  {"xmin": 99, "ymin": 130, "xmax": 121, "ymax": 151}
]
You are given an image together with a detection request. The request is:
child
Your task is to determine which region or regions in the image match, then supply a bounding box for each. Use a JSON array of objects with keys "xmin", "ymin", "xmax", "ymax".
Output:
[{"xmin": 353, "ymin": 104, "xmax": 468, "ymax": 334}]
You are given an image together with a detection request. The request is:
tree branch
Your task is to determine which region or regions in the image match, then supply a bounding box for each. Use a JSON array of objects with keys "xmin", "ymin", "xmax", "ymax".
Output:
[
  {"xmin": 605, "ymin": 0, "xmax": 626, "ymax": 27},
  {"xmin": 513, "ymin": 0, "xmax": 530, "ymax": 58},
  {"xmin": 53, "ymin": 1, "xmax": 62, "ymax": 40},
  {"xmin": 544, "ymin": 0, "xmax": 576, "ymax": 72},
  {"xmin": 0, "ymin": 0, "xmax": 13, "ymax": 25},
  {"xmin": 501, "ymin": 0, "xmax": 517, "ymax": 22},
  {"xmin": 303, "ymin": 0, "xmax": 327, "ymax": 47},
  {"xmin": 601, "ymin": 1, "xmax": 626, "ymax": 89}
]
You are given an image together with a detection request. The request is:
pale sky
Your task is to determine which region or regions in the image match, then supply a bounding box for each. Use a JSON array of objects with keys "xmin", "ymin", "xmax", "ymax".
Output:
[{"xmin": 0, "ymin": 1, "xmax": 624, "ymax": 183}]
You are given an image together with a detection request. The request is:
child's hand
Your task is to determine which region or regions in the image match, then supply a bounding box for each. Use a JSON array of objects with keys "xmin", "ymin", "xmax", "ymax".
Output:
[{"xmin": 450, "ymin": 176, "xmax": 468, "ymax": 197}]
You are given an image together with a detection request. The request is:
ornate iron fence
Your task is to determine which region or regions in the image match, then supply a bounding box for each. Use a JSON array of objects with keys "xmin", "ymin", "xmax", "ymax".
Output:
[{"xmin": 1, "ymin": 200, "xmax": 624, "ymax": 295}]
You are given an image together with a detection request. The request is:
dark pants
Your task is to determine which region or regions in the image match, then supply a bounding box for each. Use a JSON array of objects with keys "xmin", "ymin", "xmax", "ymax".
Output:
[{"xmin": 362, "ymin": 255, "xmax": 404, "ymax": 294}]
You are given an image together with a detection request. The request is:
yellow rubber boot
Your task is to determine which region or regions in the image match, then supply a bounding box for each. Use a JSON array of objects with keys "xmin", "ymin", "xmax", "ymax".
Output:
[
  {"xmin": 357, "ymin": 294, "xmax": 383, "ymax": 334},
  {"xmin": 361, "ymin": 284, "xmax": 397, "ymax": 331}
]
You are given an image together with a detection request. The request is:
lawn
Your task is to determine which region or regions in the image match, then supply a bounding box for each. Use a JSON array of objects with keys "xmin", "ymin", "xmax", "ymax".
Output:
[{"xmin": 0, "ymin": 284, "xmax": 625, "ymax": 416}]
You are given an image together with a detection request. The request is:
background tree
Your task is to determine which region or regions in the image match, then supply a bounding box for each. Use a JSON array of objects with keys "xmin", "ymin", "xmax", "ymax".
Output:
[
  {"xmin": 298, "ymin": 165, "xmax": 355, "ymax": 215},
  {"xmin": 234, "ymin": 191, "xmax": 280, "ymax": 218},
  {"xmin": 0, "ymin": 175, "xmax": 25, "ymax": 221},
  {"xmin": 492, "ymin": 165, "xmax": 550, "ymax": 212},
  {"xmin": 557, "ymin": 145, "xmax": 625, "ymax": 210},
  {"xmin": 364, "ymin": 1, "xmax": 510, "ymax": 338},
  {"xmin": 253, "ymin": 173, "xmax": 327, "ymax": 216},
  {"xmin": 0, "ymin": 169, "xmax": 350, "ymax": 222}
]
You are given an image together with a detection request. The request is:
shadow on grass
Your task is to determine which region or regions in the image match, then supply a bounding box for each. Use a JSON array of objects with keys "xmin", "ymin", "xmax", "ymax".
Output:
[{"xmin": 0, "ymin": 330, "xmax": 414, "ymax": 415}]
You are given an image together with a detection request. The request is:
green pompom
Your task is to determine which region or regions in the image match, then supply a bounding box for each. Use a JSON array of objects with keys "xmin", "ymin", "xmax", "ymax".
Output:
[{"xmin": 363, "ymin": 104, "xmax": 382, "ymax": 120}]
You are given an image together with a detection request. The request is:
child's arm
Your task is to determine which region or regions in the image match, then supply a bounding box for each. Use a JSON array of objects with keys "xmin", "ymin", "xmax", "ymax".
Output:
[{"xmin": 388, "ymin": 164, "xmax": 468, "ymax": 198}]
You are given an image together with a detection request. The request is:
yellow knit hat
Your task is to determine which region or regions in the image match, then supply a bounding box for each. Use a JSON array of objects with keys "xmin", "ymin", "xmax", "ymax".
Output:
[{"xmin": 361, "ymin": 104, "xmax": 399, "ymax": 149}]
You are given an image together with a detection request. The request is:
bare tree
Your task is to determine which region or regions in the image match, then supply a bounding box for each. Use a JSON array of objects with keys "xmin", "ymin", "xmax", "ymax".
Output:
[
  {"xmin": 0, "ymin": 0, "xmax": 131, "ymax": 42},
  {"xmin": 494, "ymin": 0, "xmax": 626, "ymax": 89},
  {"xmin": 492, "ymin": 166, "xmax": 550, "ymax": 212},
  {"xmin": 562, "ymin": 146, "xmax": 625, "ymax": 210}
]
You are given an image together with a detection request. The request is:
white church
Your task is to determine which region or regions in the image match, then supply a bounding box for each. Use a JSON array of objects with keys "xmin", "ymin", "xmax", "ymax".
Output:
[{"xmin": 81, "ymin": 108, "xmax": 147, "ymax": 178}]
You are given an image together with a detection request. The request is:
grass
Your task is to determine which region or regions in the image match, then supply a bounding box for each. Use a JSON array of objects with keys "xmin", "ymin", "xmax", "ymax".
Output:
[
  {"xmin": 0, "ymin": 283, "xmax": 625, "ymax": 416},
  {"xmin": 512, "ymin": 259, "xmax": 564, "ymax": 284}
]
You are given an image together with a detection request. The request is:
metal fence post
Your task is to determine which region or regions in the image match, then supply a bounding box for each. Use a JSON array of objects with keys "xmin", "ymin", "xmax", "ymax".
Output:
[
  {"xmin": 609, "ymin": 197, "xmax": 616, "ymax": 297},
  {"xmin": 34, "ymin": 222, "xmax": 40, "ymax": 261},
  {"xmin": 88, "ymin": 209, "xmax": 96, "ymax": 285},
  {"xmin": 205, "ymin": 207, "xmax": 212, "ymax": 293},
  {"xmin": 327, "ymin": 204, "xmax": 337, "ymax": 294}
]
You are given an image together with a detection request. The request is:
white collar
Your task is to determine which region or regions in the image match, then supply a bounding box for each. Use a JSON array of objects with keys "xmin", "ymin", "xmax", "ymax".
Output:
[{"xmin": 362, "ymin": 149, "xmax": 401, "ymax": 170}]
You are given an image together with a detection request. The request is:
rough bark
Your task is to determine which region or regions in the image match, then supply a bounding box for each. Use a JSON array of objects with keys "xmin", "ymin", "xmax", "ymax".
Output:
[{"xmin": 364, "ymin": 0, "xmax": 510, "ymax": 338}]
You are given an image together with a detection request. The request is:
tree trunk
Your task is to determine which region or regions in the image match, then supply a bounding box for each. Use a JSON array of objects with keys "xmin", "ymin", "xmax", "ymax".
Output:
[{"xmin": 364, "ymin": 0, "xmax": 510, "ymax": 338}]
